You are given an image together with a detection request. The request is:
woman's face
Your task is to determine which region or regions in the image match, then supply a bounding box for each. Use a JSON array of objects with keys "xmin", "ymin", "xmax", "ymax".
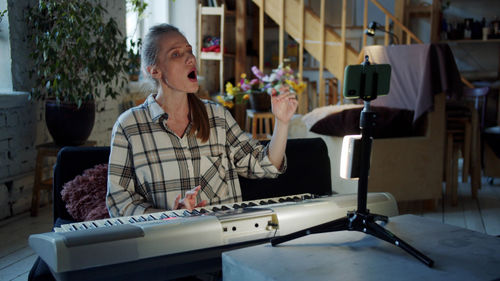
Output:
[{"xmin": 153, "ymin": 32, "xmax": 199, "ymax": 94}]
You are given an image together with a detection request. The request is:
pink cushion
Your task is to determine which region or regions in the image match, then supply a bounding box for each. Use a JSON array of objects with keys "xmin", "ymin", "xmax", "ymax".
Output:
[{"xmin": 61, "ymin": 164, "xmax": 110, "ymax": 221}]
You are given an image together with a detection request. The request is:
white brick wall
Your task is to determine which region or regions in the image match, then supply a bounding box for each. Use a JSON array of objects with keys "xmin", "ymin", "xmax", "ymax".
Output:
[{"xmin": 0, "ymin": 92, "xmax": 121, "ymax": 220}]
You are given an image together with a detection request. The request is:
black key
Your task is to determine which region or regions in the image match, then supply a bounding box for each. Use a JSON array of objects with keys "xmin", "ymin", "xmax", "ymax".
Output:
[
  {"xmin": 279, "ymin": 198, "xmax": 286, "ymax": 203},
  {"xmin": 221, "ymin": 205, "xmax": 230, "ymax": 210},
  {"xmin": 160, "ymin": 213, "xmax": 169, "ymax": 219},
  {"xmin": 259, "ymin": 201, "xmax": 268, "ymax": 205},
  {"xmin": 138, "ymin": 216, "xmax": 147, "ymax": 222},
  {"xmin": 303, "ymin": 195, "xmax": 312, "ymax": 199},
  {"xmin": 268, "ymin": 200, "xmax": 277, "ymax": 204},
  {"xmin": 240, "ymin": 203, "xmax": 248, "ymax": 208},
  {"xmin": 91, "ymin": 222, "xmax": 99, "ymax": 228},
  {"xmin": 248, "ymin": 202, "xmax": 257, "ymax": 206},
  {"xmin": 79, "ymin": 224, "xmax": 88, "ymax": 230},
  {"xmin": 116, "ymin": 219, "xmax": 124, "ymax": 224},
  {"xmin": 285, "ymin": 197, "xmax": 294, "ymax": 202},
  {"xmin": 191, "ymin": 209, "xmax": 200, "ymax": 215},
  {"xmin": 233, "ymin": 204, "xmax": 242, "ymax": 209},
  {"xmin": 147, "ymin": 215, "xmax": 157, "ymax": 221},
  {"xmin": 104, "ymin": 220, "xmax": 113, "ymax": 226},
  {"xmin": 129, "ymin": 218, "xmax": 137, "ymax": 223},
  {"xmin": 293, "ymin": 196, "xmax": 302, "ymax": 202},
  {"xmin": 199, "ymin": 208, "xmax": 209, "ymax": 214},
  {"xmin": 183, "ymin": 210, "xmax": 193, "ymax": 216},
  {"xmin": 212, "ymin": 206, "xmax": 221, "ymax": 212}
]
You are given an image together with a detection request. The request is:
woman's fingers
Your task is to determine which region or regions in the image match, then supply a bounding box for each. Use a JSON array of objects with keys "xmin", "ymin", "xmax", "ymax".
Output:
[
  {"xmin": 175, "ymin": 186, "xmax": 203, "ymax": 210},
  {"xmin": 173, "ymin": 194, "xmax": 181, "ymax": 210},
  {"xmin": 195, "ymin": 200, "xmax": 207, "ymax": 208}
]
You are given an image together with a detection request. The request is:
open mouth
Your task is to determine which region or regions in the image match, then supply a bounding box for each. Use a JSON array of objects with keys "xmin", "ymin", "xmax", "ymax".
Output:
[{"xmin": 187, "ymin": 70, "xmax": 197, "ymax": 80}]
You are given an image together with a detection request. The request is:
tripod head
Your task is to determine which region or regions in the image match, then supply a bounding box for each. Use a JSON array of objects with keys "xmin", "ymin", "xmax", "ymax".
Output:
[{"xmin": 343, "ymin": 55, "xmax": 391, "ymax": 102}]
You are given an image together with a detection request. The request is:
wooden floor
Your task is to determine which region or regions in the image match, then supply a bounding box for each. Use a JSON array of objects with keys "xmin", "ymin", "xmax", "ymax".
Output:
[{"xmin": 0, "ymin": 178, "xmax": 499, "ymax": 281}]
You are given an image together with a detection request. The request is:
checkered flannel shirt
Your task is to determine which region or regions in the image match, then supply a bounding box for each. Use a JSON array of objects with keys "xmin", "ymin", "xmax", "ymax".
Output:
[{"xmin": 107, "ymin": 94, "xmax": 286, "ymax": 217}]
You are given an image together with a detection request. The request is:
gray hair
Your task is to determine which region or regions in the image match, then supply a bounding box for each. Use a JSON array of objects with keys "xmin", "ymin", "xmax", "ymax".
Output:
[{"xmin": 141, "ymin": 23, "xmax": 181, "ymax": 89}]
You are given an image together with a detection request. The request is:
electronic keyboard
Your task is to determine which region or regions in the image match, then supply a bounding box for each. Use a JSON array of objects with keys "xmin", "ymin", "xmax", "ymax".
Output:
[{"xmin": 29, "ymin": 192, "xmax": 398, "ymax": 278}]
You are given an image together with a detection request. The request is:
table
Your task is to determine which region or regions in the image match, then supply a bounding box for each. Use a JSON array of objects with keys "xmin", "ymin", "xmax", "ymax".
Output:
[
  {"xmin": 30, "ymin": 141, "xmax": 96, "ymax": 216},
  {"xmin": 222, "ymin": 215, "xmax": 500, "ymax": 281}
]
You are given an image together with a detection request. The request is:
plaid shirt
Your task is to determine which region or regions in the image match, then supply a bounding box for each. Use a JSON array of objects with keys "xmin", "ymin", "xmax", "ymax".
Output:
[{"xmin": 107, "ymin": 94, "xmax": 285, "ymax": 217}]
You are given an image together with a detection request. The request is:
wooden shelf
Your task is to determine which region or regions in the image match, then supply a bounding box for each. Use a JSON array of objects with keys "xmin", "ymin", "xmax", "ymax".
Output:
[
  {"xmin": 200, "ymin": 6, "xmax": 235, "ymax": 16},
  {"xmin": 199, "ymin": 51, "xmax": 235, "ymax": 61},
  {"xmin": 441, "ymin": 39, "xmax": 500, "ymax": 44}
]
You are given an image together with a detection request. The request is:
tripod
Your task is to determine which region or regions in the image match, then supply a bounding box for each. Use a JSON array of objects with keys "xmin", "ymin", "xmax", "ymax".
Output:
[{"xmin": 270, "ymin": 57, "xmax": 434, "ymax": 267}]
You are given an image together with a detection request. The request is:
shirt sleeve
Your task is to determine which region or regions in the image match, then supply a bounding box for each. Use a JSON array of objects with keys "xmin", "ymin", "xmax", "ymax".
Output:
[
  {"xmin": 106, "ymin": 120, "xmax": 153, "ymax": 217},
  {"xmin": 223, "ymin": 108, "xmax": 287, "ymax": 179}
]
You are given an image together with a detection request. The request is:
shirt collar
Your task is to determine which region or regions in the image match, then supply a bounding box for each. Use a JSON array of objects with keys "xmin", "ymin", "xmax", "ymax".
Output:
[{"xmin": 146, "ymin": 94, "xmax": 168, "ymax": 122}]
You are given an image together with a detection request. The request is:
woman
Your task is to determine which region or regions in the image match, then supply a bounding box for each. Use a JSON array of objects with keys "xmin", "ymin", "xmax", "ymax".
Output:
[{"xmin": 106, "ymin": 24, "xmax": 298, "ymax": 217}]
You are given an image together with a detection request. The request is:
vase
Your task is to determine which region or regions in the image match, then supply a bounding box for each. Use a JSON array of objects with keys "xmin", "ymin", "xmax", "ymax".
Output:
[
  {"xmin": 249, "ymin": 91, "xmax": 271, "ymax": 112},
  {"xmin": 45, "ymin": 100, "xmax": 96, "ymax": 146}
]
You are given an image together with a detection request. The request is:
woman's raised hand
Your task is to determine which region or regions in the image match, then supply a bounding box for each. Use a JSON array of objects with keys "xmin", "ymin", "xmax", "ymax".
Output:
[
  {"xmin": 173, "ymin": 185, "xmax": 207, "ymax": 210},
  {"xmin": 271, "ymin": 86, "xmax": 299, "ymax": 124}
]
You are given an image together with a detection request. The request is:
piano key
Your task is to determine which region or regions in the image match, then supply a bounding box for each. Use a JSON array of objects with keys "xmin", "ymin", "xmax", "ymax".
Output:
[
  {"xmin": 267, "ymin": 200, "xmax": 277, "ymax": 204},
  {"xmin": 147, "ymin": 215, "xmax": 157, "ymax": 221},
  {"xmin": 259, "ymin": 201, "xmax": 268, "ymax": 205},
  {"xmin": 232, "ymin": 204, "xmax": 241, "ymax": 209},
  {"xmin": 220, "ymin": 205, "xmax": 230, "ymax": 211},
  {"xmin": 170, "ymin": 212, "xmax": 181, "ymax": 217}
]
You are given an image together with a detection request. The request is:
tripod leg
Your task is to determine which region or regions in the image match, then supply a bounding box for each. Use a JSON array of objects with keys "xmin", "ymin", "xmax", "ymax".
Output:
[
  {"xmin": 271, "ymin": 216, "xmax": 350, "ymax": 246},
  {"xmin": 365, "ymin": 220, "xmax": 434, "ymax": 267},
  {"xmin": 369, "ymin": 213, "xmax": 388, "ymax": 223}
]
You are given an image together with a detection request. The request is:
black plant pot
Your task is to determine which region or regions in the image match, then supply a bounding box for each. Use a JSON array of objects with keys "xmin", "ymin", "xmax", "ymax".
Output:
[
  {"xmin": 45, "ymin": 100, "xmax": 96, "ymax": 146},
  {"xmin": 249, "ymin": 91, "xmax": 271, "ymax": 112}
]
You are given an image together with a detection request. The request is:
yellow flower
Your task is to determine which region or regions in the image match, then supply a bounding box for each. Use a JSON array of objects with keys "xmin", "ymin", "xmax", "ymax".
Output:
[
  {"xmin": 243, "ymin": 94, "xmax": 249, "ymax": 100},
  {"xmin": 225, "ymin": 82, "xmax": 234, "ymax": 96},
  {"xmin": 224, "ymin": 101, "xmax": 234, "ymax": 109},
  {"xmin": 285, "ymin": 79, "xmax": 306, "ymax": 94},
  {"xmin": 216, "ymin": 95, "xmax": 225, "ymax": 103},
  {"xmin": 240, "ymin": 73, "xmax": 247, "ymax": 79}
]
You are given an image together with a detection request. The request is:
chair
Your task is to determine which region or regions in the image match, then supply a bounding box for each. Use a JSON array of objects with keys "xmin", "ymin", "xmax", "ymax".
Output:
[{"xmin": 444, "ymin": 86, "xmax": 489, "ymax": 204}]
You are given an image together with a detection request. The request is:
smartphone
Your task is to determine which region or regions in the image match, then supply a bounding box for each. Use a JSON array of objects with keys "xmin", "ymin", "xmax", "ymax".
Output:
[{"xmin": 343, "ymin": 64, "xmax": 391, "ymax": 99}]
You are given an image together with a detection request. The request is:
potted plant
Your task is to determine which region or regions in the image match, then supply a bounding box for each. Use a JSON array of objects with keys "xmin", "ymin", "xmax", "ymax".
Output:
[{"xmin": 25, "ymin": 0, "xmax": 131, "ymax": 146}]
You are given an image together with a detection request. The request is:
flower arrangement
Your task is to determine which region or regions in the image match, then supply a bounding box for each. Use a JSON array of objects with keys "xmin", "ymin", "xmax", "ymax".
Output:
[
  {"xmin": 251, "ymin": 64, "xmax": 306, "ymax": 96},
  {"xmin": 217, "ymin": 64, "xmax": 305, "ymax": 109}
]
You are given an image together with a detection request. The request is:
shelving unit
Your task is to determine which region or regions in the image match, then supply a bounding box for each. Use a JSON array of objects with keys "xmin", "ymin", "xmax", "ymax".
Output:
[{"xmin": 197, "ymin": 3, "xmax": 235, "ymax": 95}]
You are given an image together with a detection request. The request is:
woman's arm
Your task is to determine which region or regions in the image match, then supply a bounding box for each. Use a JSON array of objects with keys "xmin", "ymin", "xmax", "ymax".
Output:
[
  {"xmin": 107, "ymin": 122, "xmax": 153, "ymax": 217},
  {"xmin": 268, "ymin": 91, "xmax": 299, "ymax": 169}
]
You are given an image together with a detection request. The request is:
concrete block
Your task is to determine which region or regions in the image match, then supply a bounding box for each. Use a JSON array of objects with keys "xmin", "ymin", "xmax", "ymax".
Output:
[
  {"xmin": 0, "ymin": 138, "xmax": 8, "ymax": 151},
  {"xmin": 6, "ymin": 109, "xmax": 19, "ymax": 127},
  {"xmin": 0, "ymin": 164, "xmax": 9, "ymax": 179},
  {"xmin": 9, "ymin": 174, "xmax": 37, "ymax": 216},
  {"xmin": 0, "ymin": 112, "xmax": 6, "ymax": 127}
]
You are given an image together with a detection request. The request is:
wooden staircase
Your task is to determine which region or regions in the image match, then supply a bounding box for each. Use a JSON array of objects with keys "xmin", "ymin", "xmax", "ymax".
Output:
[
  {"xmin": 255, "ymin": 0, "xmax": 359, "ymax": 82},
  {"xmin": 251, "ymin": 0, "xmax": 471, "ymax": 109}
]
